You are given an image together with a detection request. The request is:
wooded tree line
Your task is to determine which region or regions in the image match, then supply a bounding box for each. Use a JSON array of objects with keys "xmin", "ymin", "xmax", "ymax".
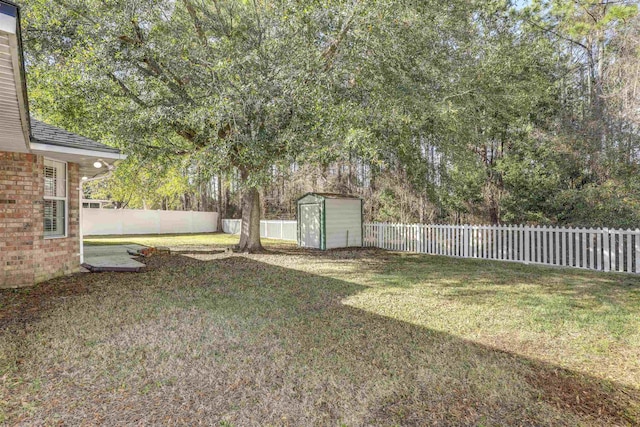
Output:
[{"xmin": 22, "ymin": 0, "xmax": 639, "ymax": 247}]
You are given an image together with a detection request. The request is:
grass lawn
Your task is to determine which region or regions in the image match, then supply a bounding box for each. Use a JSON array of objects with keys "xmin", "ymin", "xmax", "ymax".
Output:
[{"xmin": 1, "ymin": 234, "xmax": 639, "ymax": 425}]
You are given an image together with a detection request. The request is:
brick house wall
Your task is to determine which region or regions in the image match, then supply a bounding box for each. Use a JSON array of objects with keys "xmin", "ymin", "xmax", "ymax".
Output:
[{"xmin": 0, "ymin": 151, "xmax": 80, "ymax": 288}]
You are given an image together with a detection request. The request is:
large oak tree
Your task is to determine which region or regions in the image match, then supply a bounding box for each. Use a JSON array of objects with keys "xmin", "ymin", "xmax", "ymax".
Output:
[{"xmin": 23, "ymin": 0, "xmax": 363, "ymax": 251}]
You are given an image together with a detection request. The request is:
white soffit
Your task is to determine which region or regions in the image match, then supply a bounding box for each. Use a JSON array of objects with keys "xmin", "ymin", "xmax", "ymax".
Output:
[
  {"xmin": 0, "ymin": 3, "xmax": 15, "ymax": 35},
  {"xmin": 30, "ymin": 142, "xmax": 126, "ymax": 176},
  {"xmin": 31, "ymin": 139, "xmax": 125, "ymax": 180}
]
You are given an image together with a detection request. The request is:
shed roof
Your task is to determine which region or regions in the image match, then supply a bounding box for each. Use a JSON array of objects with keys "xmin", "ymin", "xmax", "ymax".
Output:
[
  {"xmin": 298, "ymin": 192, "xmax": 361, "ymax": 201},
  {"xmin": 31, "ymin": 119, "xmax": 120, "ymax": 154}
]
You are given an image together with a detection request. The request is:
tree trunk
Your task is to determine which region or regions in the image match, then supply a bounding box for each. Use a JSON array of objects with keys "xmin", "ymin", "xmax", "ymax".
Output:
[
  {"xmin": 487, "ymin": 182, "xmax": 501, "ymax": 225},
  {"xmin": 216, "ymin": 174, "xmax": 223, "ymax": 232},
  {"xmin": 237, "ymin": 169, "xmax": 263, "ymax": 253}
]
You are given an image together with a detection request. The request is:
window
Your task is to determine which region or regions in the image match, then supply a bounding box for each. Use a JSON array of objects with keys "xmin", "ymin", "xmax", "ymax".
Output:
[{"xmin": 44, "ymin": 159, "xmax": 67, "ymax": 237}]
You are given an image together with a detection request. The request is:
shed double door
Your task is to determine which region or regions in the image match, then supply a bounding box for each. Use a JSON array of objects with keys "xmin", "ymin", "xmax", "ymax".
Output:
[{"xmin": 300, "ymin": 204, "xmax": 321, "ymax": 248}]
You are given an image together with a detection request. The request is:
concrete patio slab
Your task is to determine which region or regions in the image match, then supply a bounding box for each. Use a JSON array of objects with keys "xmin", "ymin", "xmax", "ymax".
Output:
[{"xmin": 83, "ymin": 244, "xmax": 147, "ymax": 272}]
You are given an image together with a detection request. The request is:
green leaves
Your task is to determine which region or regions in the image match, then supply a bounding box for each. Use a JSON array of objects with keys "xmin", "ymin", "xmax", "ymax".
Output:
[{"xmin": 20, "ymin": 0, "xmax": 639, "ymax": 226}]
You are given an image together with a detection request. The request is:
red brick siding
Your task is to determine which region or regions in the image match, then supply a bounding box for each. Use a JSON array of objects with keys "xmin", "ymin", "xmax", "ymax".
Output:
[{"xmin": 0, "ymin": 151, "xmax": 80, "ymax": 288}]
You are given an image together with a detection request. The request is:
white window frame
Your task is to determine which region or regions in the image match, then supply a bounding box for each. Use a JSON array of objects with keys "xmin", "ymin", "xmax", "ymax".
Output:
[{"xmin": 43, "ymin": 158, "xmax": 68, "ymax": 239}]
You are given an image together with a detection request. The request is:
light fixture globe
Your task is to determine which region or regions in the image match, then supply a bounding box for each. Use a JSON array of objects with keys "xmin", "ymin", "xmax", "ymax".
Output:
[{"xmin": 93, "ymin": 161, "xmax": 103, "ymax": 168}]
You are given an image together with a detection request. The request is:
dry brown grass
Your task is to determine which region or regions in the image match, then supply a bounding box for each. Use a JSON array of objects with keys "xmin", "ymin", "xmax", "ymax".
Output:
[{"xmin": 1, "ymin": 240, "xmax": 639, "ymax": 426}]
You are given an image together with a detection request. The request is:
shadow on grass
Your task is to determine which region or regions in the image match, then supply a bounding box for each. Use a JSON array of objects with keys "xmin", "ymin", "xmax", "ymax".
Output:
[{"xmin": 1, "ymin": 252, "xmax": 638, "ymax": 425}]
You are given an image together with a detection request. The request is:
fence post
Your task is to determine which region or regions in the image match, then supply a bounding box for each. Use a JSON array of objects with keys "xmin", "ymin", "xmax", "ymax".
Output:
[
  {"xmin": 518, "ymin": 224, "xmax": 524, "ymax": 262},
  {"xmin": 463, "ymin": 225, "xmax": 467, "ymax": 258},
  {"xmin": 402, "ymin": 223, "xmax": 406, "ymax": 252},
  {"xmin": 537, "ymin": 226, "xmax": 543, "ymax": 264},
  {"xmin": 463, "ymin": 225, "xmax": 469, "ymax": 258},
  {"xmin": 509, "ymin": 225, "xmax": 515, "ymax": 261},
  {"xmin": 587, "ymin": 228, "xmax": 594, "ymax": 270},
  {"xmin": 491, "ymin": 226, "xmax": 496, "ymax": 260},
  {"xmin": 634, "ymin": 229, "xmax": 640, "ymax": 274},
  {"xmin": 626, "ymin": 229, "xmax": 632, "ymax": 274},
  {"xmin": 524, "ymin": 225, "xmax": 530, "ymax": 264},
  {"xmin": 512, "ymin": 224, "xmax": 517, "ymax": 261},
  {"xmin": 393, "ymin": 223, "xmax": 397, "ymax": 251},
  {"xmin": 616, "ymin": 229, "xmax": 623, "ymax": 273},
  {"xmin": 603, "ymin": 228, "xmax": 610, "ymax": 272},
  {"xmin": 612, "ymin": 229, "xmax": 618, "ymax": 272},
  {"xmin": 576, "ymin": 228, "xmax": 582, "ymax": 268},
  {"xmin": 472, "ymin": 226, "xmax": 476, "ymax": 258},
  {"xmin": 551, "ymin": 226, "xmax": 557, "ymax": 265},
  {"xmin": 635, "ymin": 229, "xmax": 640, "ymax": 274},
  {"xmin": 580, "ymin": 228, "xmax": 586, "ymax": 269},
  {"xmin": 612, "ymin": 229, "xmax": 619, "ymax": 272},
  {"xmin": 484, "ymin": 226, "xmax": 489, "ymax": 259},
  {"xmin": 617, "ymin": 229, "xmax": 623, "ymax": 272}
]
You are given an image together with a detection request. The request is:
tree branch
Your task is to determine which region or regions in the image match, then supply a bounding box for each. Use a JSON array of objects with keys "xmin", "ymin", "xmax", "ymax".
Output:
[
  {"xmin": 525, "ymin": 17, "xmax": 591, "ymax": 53},
  {"xmin": 322, "ymin": 0, "xmax": 362, "ymax": 71},
  {"xmin": 108, "ymin": 73, "xmax": 148, "ymax": 107},
  {"xmin": 182, "ymin": 0, "xmax": 207, "ymax": 45}
]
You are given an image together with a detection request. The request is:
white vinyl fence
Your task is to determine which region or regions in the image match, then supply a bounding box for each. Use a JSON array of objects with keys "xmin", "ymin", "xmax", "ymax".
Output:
[
  {"xmin": 222, "ymin": 219, "xmax": 242, "ymax": 234},
  {"xmin": 222, "ymin": 219, "xmax": 297, "ymax": 241},
  {"xmin": 364, "ymin": 223, "xmax": 640, "ymax": 274},
  {"xmin": 221, "ymin": 219, "xmax": 639, "ymax": 274},
  {"xmin": 83, "ymin": 209, "xmax": 218, "ymax": 235}
]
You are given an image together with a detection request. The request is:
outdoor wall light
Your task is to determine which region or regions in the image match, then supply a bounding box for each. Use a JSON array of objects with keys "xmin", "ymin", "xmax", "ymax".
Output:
[
  {"xmin": 93, "ymin": 161, "xmax": 103, "ymax": 168},
  {"xmin": 81, "ymin": 176, "xmax": 88, "ymax": 181}
]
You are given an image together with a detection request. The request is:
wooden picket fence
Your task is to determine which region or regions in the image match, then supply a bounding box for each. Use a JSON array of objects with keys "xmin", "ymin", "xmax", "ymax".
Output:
[{"xmin": 364, "ymin": 223, "xmax": 640, "ymax": 274}]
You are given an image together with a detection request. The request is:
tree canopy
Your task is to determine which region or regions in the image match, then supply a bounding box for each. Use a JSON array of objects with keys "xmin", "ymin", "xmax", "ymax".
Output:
[{"xmin": 21, "ymin": 0, "xmax": 640, "ymax": 235}]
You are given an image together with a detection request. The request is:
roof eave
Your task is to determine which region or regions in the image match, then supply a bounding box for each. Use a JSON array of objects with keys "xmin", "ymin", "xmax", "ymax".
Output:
[
  {"xmin": 13, "ymin": 1, "xmax": 31, "ymax": 144},
  {"xmin": 30, "ymin": 140, "xmax": 125, "ymax": 177},
  {"xmin": 1, "ymin": 0, "xmax": 32, "ymax": 151},
  {"xmin": 29, "ymin": 140, "xmax": 125, "ymax": 159}
]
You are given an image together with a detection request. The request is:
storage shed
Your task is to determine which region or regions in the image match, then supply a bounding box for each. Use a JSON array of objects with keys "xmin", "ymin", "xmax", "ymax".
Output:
[{"xmin": 297, "ymin": 193, "xmax": 363, "ymax": 250}]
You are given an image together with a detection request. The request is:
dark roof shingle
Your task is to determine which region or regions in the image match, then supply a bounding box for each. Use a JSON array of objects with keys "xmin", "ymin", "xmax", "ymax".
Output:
[{"xmin": 30, "ymin": 119, "xmax": 120, "ymax": 154}]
